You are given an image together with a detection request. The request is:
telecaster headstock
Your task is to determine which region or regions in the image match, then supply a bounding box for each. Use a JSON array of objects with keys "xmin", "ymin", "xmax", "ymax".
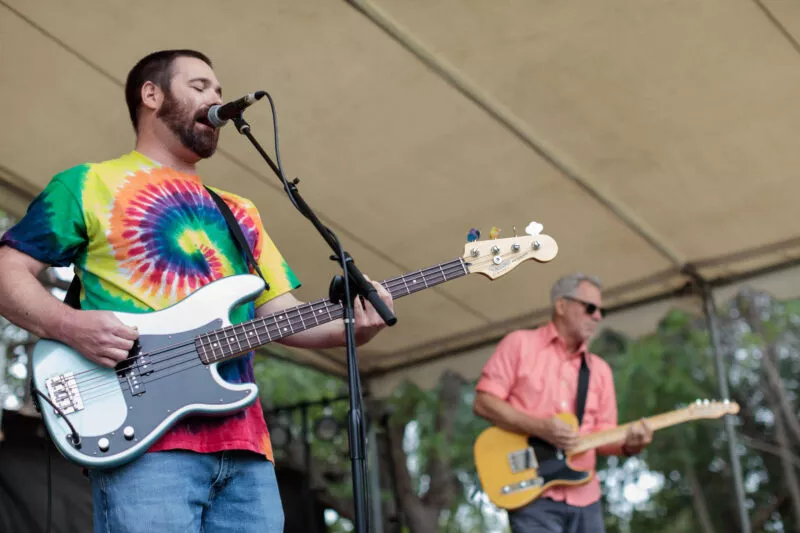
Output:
[{"xmin": 685, "ymin": 398, "xmax": 740, "ymax": 419}]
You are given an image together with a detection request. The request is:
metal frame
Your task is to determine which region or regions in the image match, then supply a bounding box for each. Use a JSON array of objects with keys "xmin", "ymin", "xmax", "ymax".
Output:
[
  {"xmin": 695, "ymin": 274, "xmax": 751, "ymax": 533},
  {"xmin": 345, "ymin": 2, "xmax": 757, "ymax": 528}
]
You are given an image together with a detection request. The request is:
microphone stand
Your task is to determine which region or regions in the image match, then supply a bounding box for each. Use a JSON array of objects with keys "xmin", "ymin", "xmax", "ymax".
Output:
[{"xmin": 230, "ymin": 113, "xmax": 396, "ymax": 533}]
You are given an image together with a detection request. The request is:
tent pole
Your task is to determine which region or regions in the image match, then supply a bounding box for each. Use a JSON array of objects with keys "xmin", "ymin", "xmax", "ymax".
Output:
[
  {"xmin": 699, "ymin": 280, "xmax": 751, "ymax": 533},
  {"xmin": 367, "ymin": 416, "xmax": 385, "ymax": 533}
]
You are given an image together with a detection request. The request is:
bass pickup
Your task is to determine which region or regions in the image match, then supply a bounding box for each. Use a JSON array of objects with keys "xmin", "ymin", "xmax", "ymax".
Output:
[{"xmin": 126, "ymin": 368, "xmax": 146, "ymax": 396}]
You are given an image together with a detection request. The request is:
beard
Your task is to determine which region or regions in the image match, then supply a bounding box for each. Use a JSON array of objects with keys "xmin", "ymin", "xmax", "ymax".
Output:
[{"xmin": 157, "ymin": 91, "xmax": 219, "ymax": 159}]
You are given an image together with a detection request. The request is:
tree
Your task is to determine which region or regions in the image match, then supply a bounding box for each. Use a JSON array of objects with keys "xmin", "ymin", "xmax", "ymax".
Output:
[
  {"xmin": 595, "ymin": 288, "xmax": 800, "ymax": 532},
  {"xmin": 245, "ymin": 284, "xmax": 800, "ymax": 532},
  {"xmin": 255, "ymin": 349, "xmax": 505, "ymax": 533}
]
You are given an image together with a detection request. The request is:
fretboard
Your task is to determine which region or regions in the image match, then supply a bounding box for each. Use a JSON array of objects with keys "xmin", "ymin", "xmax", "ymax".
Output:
[
  {"xmin": 195, "ymin": 258, "xmax": 469, "ymax": 364},
  {"xmin": 570, "ymin": 409, "xmax": 693, "ymax": 455}
]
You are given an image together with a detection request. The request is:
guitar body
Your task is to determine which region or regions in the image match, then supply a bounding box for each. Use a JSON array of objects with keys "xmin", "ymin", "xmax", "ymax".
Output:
[
  {"xmin": 474, "ymin": 413, "xmax": 591, "ymax": 510},
  {"xmin": 31, "ymin": 275, "xmax": 266, "ymax": 469}
]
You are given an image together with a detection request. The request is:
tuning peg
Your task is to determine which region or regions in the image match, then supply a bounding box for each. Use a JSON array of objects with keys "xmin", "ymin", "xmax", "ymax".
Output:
[
  {"xmin": 489, "ymin": 227, "xmax": 501, "ymax": 240},
  {"xmin": 525, "ymin": 221, "xmax": 544, "ymax": 236},
  {"xmin": 513, "ymin": 225, "xmax": 518, "ymax": 237}
]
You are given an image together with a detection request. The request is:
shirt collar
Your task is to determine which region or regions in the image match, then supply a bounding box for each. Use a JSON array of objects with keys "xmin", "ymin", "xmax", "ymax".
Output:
[
  {"xmin": 543, "ymin": 321, "xmax": 592, "ymax": 368},
  {"xmin": 129, "ymin": 150, "xmax": 203, "ymax": 183}
]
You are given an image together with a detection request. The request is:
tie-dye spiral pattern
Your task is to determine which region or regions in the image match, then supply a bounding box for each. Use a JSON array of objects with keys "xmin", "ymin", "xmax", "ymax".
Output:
[
  {"xmin": 1, "ymin": 151, "xmax": 300, "ymax": 461},
  {"xmin": 108, "ymin": 166, "xmax": 250, "ymax": 302}
]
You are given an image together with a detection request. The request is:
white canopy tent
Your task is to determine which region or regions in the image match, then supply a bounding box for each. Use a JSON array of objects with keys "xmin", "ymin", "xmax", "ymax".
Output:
[
  {"xmin": 3, "ymin": 2, "xmax": 800, "ymax": 528},
  {"xmin": 2, "ymin": 0, "xmax": 799, "ymax": 383}
]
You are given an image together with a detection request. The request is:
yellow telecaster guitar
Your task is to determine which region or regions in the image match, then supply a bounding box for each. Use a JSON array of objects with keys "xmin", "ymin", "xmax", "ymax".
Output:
[{"xmin": 474, "ymin": 399, "xmax": 739, "ymax": 510}]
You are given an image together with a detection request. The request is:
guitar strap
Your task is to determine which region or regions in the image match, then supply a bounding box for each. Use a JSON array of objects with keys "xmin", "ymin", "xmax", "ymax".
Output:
[
  {"xmin": 204, "ymin": 186, "xmax": 270, "ymax": 293},
  {"xmin": 62, "ymin": 186, "xmax": 270, "ymax": 310},
  {"xmin": 575, "ymin": 354, "xmax": 590, "ymax": 426},
  {"xmin": 63, "ymin": 275, "xmax": 82, "ymax": 310}
]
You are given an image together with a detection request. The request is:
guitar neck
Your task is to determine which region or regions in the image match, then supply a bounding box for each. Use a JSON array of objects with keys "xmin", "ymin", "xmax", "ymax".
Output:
[
  {"xmin": 570, "ymin": 409, "xmax": 693, "ymax": 455},
  {"xmin": 197, "ymin": 258, "xmax": 469, "ymax": 364}
]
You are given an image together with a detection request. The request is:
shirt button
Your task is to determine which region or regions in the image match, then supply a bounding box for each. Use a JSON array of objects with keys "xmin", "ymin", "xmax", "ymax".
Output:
[
  {"xmin": 561, "ymin": 401, "xmax": 567, "ymax": 408},
  {"xmin": 561, "ymin": 380, "xmax": 567, "ymax": 386}
]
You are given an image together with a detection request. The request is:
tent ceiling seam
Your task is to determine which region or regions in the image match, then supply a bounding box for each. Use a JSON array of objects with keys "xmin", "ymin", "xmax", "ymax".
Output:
[
  {"xmin": 347, "ymin": 0, "xmax": 686, "ymax": 268},
  {"xmin": 751, "ymin": 0, "xmax": 800, "ymax": 57}
]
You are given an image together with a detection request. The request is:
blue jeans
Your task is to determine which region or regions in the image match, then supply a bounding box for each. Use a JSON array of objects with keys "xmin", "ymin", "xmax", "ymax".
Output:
[
  {"xmin": 88, "ymin": 450, "xmax": 284, "ymax": 533},
  {"xmin": 508, "ymin": 498, "xmax": 605, "ymax": 533}
]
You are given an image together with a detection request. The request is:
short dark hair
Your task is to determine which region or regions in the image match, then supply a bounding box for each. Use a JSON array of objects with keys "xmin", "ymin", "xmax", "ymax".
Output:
[{"xmin": 124, "ymin": 49, "xmax": 213, "ymax": 132}]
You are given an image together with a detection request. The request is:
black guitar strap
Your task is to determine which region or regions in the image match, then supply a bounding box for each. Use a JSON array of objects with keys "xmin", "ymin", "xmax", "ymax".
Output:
[
  {"xmin": 63, "ymin": 276, "xmax": 82, "ymax": 309},
  {"xmin": 575, "ymin": 354, "xmax": 590, "ymax": 426},
  {"xmin": 62, "ymin": 186, "xmax": 270, "ymax": 310},
  {"xmin": 204, "ymin": 186, "xmax": 270, "ymax": 292}
]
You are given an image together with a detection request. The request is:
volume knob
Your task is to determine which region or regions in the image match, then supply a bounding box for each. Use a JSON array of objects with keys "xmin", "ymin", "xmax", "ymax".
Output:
[
  {"xmin": 123, "ymin": 426, "xmax": 135, "ymax": 440},
  {"xmin": 98, "ymin": 438, "xmax": 110, "ymax": 452}
]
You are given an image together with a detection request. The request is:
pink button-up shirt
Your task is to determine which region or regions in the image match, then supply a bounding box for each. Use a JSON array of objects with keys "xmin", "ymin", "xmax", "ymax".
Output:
[{"xmin": 476, "ymin": 322, "xmax": 622, "ymax": 507}]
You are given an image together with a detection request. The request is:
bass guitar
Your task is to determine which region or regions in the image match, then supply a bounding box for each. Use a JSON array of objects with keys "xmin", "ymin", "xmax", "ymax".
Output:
[{"xmin": 33, "ymin": 228, "xmax": 557, "ymax": 468}]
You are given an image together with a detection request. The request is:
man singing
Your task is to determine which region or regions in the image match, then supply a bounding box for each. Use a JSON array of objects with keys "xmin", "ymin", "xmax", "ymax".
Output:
[{"xmin": 0, "ymin": 49, "xmax": 393, "ymax": 532}]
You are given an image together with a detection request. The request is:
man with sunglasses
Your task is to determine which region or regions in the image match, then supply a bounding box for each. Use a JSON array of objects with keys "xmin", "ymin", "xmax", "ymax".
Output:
[{"xmin": 473, "ymin": 273, "xmax": 652, "ymax": 532}]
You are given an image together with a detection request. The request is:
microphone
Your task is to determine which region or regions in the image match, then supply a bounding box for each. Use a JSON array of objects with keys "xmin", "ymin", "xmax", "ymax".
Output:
[{"xmin": 207, "ymin": 91, "xmax": 267, "ymax": 127}]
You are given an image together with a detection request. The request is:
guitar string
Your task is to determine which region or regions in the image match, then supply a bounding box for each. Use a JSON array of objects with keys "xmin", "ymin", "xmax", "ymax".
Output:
[
  {"xmin": 67, "ymin": 260, "xmax": 474, "ymax": 399},
  {"xmin": 70, "ymin": 298, "xmax": 339, "ymax": 391},
  {"xmin": 71, "ymin": 261, "xmax": 471, "ymax": 403},
  {"xmin": 69, "ymin": 259, "xmax": 467, "ymax": 391},
  {"xmin": 75, "ymin": 263, "xmax": 469, "ymax": 403},
  {"xmin": 80, "ymin": 358, "xmax": 208, "ymax": 405},
  {"xmin": 74, "ymin": 265, "xmax": 475, "ymax": 404},
  {"xmin": 63, "ymin": 258, "xmax": 467, "ymax": 387},
  {"xmin": 67, "ymin": 298, "xmax": 335, "ymax": 391},
  {"xmin": 75, "ymin": 262, "xmax": 464, "ymax": 402},
  {"xmin": 73, "ymin": 249, "xmax": 568, "ymax": 407}
]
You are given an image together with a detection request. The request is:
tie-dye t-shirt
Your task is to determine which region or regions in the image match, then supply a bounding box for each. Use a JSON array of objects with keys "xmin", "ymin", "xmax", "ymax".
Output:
[{"xmin": 0, "ymin": 150, "xmax": 300, "ymax": 461}]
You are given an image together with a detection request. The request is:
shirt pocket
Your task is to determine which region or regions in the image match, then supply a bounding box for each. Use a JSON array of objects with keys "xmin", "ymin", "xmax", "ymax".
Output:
[{"xmin": 511, "ymin": 369, "xmax": 548, "ymax": 406}]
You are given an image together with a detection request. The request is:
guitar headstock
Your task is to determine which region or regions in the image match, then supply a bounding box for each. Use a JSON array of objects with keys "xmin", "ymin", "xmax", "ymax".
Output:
[
  {"xmin": 685, "ymin": 398, "xmax": 740, "ymax": 420},
  {"xmin": 463, "ymin": 227, "xmax": 558, "ymax": 280}
]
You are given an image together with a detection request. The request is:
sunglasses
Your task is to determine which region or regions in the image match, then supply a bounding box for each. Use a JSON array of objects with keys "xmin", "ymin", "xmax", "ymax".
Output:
[{"xmin": 563, "ymin": 296, "xmax": 607, "ymax": 318}]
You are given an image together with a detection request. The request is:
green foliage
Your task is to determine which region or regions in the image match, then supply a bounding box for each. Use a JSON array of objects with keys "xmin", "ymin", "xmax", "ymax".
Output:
[
  {"xmin": 254, "ymin": 345, "xmax": 347, "ymax": 408},
  {"xmin": 592, "ymin": 290, "xmax": 800, "ymax": 533},
  {"xmin": 256, "ymin": 287, "xmax": 800, "ymax": 532},
  {"xmin": 386, "ymin": 378, "xmax": 492, "ymax": 521}
]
